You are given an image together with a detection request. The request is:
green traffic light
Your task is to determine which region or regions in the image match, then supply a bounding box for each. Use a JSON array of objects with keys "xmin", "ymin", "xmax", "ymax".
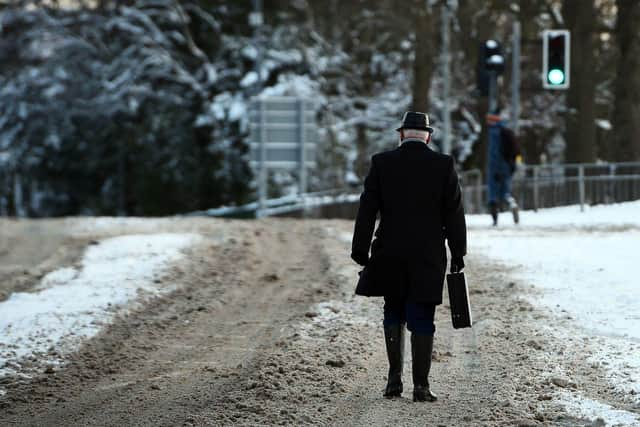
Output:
[{"xmin": 548, "ymin": 69, "xmax": 565, "ymax": 85}]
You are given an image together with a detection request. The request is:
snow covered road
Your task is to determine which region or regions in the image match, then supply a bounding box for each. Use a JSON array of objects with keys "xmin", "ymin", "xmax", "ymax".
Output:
[
  {"xmin": 2, "ymin": 210, "xmax": 640, "ymax": 426},
  {"xmin": 469, "ymin": 202, "xmax": 640, "ymax": 425}
]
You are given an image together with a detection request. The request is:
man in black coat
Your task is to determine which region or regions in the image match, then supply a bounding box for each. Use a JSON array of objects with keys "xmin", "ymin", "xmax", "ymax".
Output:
[{"xmin": 351, "ymin": 111, "xmax": 467, "ymax": 402}]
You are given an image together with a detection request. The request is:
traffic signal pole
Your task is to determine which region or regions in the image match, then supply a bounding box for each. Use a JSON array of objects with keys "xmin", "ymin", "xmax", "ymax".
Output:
[
  {"xmin": 511, "ymin": 21, "xmax": 521, "ymax": 135},
  {"xmin": 488, "ymin": 69, "xmax": 498, "ymax": 114}
]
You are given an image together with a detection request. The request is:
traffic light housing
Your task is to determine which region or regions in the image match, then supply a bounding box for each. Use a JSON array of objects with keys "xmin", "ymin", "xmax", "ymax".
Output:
[
  {"xmin": 477, "ymin": 40, "xmax": 505, "ymax": 96},
  {"xmin": 542, "ymin": 30, "xmax": 570, "ymax": 89}
]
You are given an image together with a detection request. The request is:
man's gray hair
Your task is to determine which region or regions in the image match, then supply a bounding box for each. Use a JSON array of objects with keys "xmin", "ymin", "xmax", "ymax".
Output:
[{"xmin": 401, "ymin": 129, "xmax": 430, "ymax": 141}]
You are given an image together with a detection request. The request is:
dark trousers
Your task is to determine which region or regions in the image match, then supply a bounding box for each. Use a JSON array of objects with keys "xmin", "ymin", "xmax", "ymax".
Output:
[{"xmin": 383, "ymin": 296, "xmax": 436, "ymax": 336}]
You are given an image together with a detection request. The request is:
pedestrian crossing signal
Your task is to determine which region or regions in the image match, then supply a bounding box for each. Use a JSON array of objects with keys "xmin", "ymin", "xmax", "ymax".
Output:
[{"xmin": 543, "ymin": 30, "xmax": 570, "ymax": 89}]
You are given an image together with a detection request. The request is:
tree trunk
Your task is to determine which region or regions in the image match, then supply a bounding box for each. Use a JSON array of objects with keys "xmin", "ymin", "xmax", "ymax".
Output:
[
  {"xmin": 410, "ymin": 1, "xmax": 436, "ymax": 112},
  {"xmin": 612, "ymin": 0, "xmax": 640, "ymax": 161},
  {"xmin": 355, "ymin": 124, "xmax": 369, "ymax": 181},
  {"xmin": 562, "ymin": 0, "xmax": 597, "ymax": 163}
]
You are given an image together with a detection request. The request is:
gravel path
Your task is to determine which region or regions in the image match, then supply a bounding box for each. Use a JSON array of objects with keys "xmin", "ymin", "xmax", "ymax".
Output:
[{"xmin": 0, "ymin": 218, "xmax": 635, "ymax": 426}]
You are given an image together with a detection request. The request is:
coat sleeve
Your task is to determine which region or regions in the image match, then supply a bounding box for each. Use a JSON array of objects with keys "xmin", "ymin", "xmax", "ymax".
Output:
[
  {"xmin": 443, "ymin": 157, "xmax": 467, "ymax": 258},
  {"xmin": 351, "ymin": 155, "xmax": 381, "ymax": 261}
]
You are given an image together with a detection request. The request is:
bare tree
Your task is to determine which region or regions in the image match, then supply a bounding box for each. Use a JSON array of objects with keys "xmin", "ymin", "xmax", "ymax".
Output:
[
  {"xmin": 612, "ymin": 0, "xmax": 640, "ymax": 161},
  {"xmin": 410, "ymin": 0, "xmax": 437, "ymax": 112},
  {"xmin": 562, "ymin": 0, "xmax": 597, "ymax": 163}
]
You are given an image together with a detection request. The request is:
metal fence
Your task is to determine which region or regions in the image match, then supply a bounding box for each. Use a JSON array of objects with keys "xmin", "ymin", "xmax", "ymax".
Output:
[
  {"xmin": 5, "ymin": 162, "xmax": 640, "ymax": 218},
  {"xmin": 192, "ymin": 161, "xmax": 640, "ymax": 218},
  {"xmin": 460, "ymin": 162, "xmax": 640, "ymax": 214}
]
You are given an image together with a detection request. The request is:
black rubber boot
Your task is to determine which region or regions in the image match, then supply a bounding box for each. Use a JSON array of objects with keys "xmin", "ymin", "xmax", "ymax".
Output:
[
  {"xmin": 383, "ymin": 323, "xmax": 405, "ymax": 398},
  {"xmin": 411, "ymin": 333, "xmax": 437, "ymax": 402}
]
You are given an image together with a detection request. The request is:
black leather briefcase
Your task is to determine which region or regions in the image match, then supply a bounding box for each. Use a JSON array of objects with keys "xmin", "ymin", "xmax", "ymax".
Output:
[
  {"xmin": 354, "ymin": 263, "xmax": 385, "ymax": 297},
  {"xmin": 355, "ymin": 266, "xmax": 374, "ymax": 296},
  {"xmin": 446, "ymin": 272, "xmax": 473, "ymax": 329}
]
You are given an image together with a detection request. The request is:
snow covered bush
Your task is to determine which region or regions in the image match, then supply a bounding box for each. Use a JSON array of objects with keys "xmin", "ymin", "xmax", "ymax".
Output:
[{"xmin": 0, "ymin": 1, "xmax": 253, "ymax": 216}]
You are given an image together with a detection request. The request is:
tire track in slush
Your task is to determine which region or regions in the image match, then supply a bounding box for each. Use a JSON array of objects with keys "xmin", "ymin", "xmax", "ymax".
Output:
[
  {"xmin": 0, "ymin": 221, "xmax": 333, "ymax": 426},
  {"xmin": 327, "ymin": 272, "xmax": 493, "ymax": 426},
  {"xmin": 321, "ymin": 222, "xmax": 557, "ymax": 426}
]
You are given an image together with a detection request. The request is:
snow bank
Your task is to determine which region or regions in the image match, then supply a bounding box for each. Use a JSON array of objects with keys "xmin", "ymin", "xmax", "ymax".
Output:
[
  {"xmin": 0, "ymin": 233, "xmax": 201, "ymax": 380},
  {"xmin": 64, "ymin": 216, "xmax": 180, "ymax": 235},
  {"xmin": 557, "ymin": 391, "xmax": 640, "ymax": 426},
  {"xmin": 466, "ymin": 201, "xmax": 640, "ymax": 230}
]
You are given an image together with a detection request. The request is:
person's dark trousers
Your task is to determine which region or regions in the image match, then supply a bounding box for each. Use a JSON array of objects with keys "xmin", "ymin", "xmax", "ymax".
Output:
[{"xmin": 383, "ymin": 297, "xmax": 437, "ymax": 400}]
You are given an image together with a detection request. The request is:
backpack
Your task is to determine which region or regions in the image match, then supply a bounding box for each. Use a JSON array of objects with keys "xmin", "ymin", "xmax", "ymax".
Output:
[{"xmin": 500, "ymin": 126, "xmax": 520, "ymax": 165}]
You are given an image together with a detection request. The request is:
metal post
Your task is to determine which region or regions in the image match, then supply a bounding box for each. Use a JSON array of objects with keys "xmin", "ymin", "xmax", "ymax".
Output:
[
  {"xmin": 533, "ymin": 166, "xmax": 539, "ymax": 212},
  {"xmin": 578, "ymin": 165, "xmax": 585, "ymax": 212},
  {"xmin": 477, "ymin": 170, "xmax": 483, "ymax": 213},
  {"xmin": 441, "ymin": 1, "xmax": 451, "ymax": 155},
  {"xmin": 511, "ymin": 21, "xmax": 521, "ymax": 135},
  {"xmin": 488, "ymin": 69, "xmax": 498, "ymax": 114},
  {"xmin": 258, "ymin": 100, "xmax": 267, "ymax": 217},
  {"xmin": 609, "ymin": 164, "xmax": 616, "ymax": 203},
  {"xmin": 298, "ymin": 99, "xmax": 307, "ymax": 196}
]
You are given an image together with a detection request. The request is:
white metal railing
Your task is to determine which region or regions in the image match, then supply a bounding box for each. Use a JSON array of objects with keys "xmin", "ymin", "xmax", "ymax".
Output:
[
  {"xmin": 190, "ymin": 162, "xmax": 640, "ymax": 218},
  {"xmin": 185, "ymin": 187, "xmax": 361, "ymax": 218}
]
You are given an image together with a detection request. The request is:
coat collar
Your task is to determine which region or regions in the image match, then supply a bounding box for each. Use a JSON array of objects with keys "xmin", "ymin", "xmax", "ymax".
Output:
[{"xmin": 399, "ymin": 139, "xmax": 429, "ymax": 149}]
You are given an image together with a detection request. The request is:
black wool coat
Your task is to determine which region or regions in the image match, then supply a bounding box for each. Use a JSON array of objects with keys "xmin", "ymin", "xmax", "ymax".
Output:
[{"xmin": 351, "ymin": 140, "xmax": 467, "ymax": 304}]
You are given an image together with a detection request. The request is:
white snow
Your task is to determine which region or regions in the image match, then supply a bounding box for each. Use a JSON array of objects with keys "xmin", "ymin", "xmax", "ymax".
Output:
[
  {"xmin": 345, "ymin": 171, "xmax": 359, "ymax": 185},
  {"xmin": 471, "ymin": 228, "xmax": 639, "ymax": 340},
  {"xmin": 557, "ymin": 391, "xmax": 640, "ymax": 426},
  {"xmin": 260, "ymin": 74, "xmax": 323, "ymax": 100},
  {"xmin": 241, "ymin": 45, "xmax": 258, "ymax": 61},
  {"xmin": 240, "ymin": 71, "xmax": 258, "ymax": 88},
  {"xmin": 228, "ymin": 96, "xmax": 246, "ymax": 121},
  {"xmin": 595, "ymin": 119, "xmax": 612, "ymax": 131},
  {"xmin": 588, "ymin": 336, "xmax": 640, "ymax": 399},
  {"xmin": 466, "ymin": 201, "xmax": 640, "ymax": 230},
  {"xmin": 468, "ymin": 201, "xmax": 640, "ymax": 413},
  {"xmin": 34, "ymin": 267, "xmax": 77, "ymax": 290},
  {"xmin": 297, "ymin": 299, "xmax": 376, "ymax": 341},
  {"xmin": 0, "ymin": 233, "xmax": 201, "ymax": 380}
]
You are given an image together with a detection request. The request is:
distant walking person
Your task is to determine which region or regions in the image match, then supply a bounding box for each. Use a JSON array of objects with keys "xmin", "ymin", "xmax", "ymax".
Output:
[
  {"xmin": 351, "ymin": 112, "xmax": 467, "ymax": 402},
  {"xmin": 486, "ymin": 113, "xmax": 521, "ymax": 226}
]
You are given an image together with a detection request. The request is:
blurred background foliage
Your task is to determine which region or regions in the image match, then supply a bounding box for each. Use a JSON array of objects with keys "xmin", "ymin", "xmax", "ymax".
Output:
[{"xmin": 0, "ymin": 0, "xmax": 638, "ymax": 216}]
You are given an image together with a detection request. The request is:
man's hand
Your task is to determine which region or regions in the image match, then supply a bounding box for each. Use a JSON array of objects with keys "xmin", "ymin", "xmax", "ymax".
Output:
[
  {"xmin": 351, "ymin": 251, "xmax": 369, "ymax": 267},
  {"xmin": 450, "ymin": 257, "xmax": 465, "ymax": 273}
]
